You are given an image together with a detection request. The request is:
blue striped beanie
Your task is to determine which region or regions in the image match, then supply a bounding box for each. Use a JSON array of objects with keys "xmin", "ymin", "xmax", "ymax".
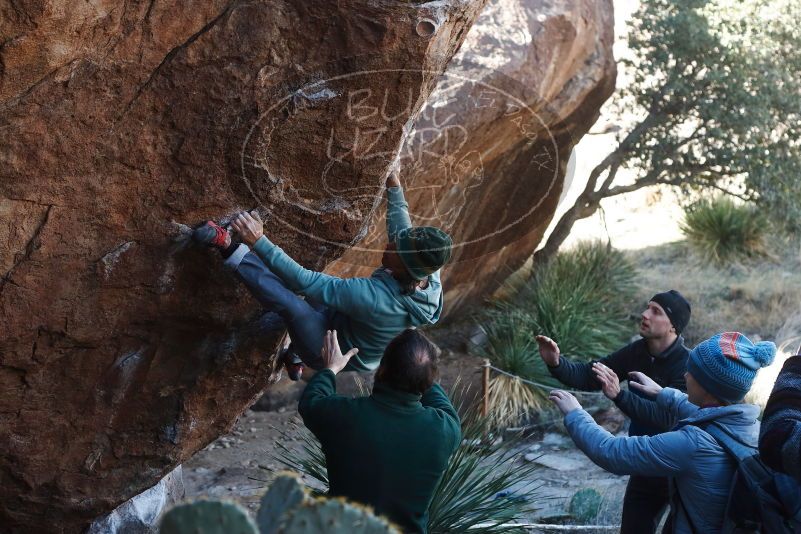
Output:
[{"xmin": 688, "ymin": 332, "xmax": 776, "ymax": 403}]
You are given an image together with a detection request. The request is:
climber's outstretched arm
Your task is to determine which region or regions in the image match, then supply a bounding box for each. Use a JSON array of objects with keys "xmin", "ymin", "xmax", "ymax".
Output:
[{"xmin": 386, "ymin": 171, "xmax": 412, "ymax": 241}]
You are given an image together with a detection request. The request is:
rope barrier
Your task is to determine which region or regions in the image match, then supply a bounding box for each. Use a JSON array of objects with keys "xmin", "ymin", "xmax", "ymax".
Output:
[
  {"xmin": 471, "ymin": 523, "xmax": 619, "ymax": 532},
  {"xmin": 504, "ymin": 405, "xmax": 606, "ymax": 433},
  {"xmin": 483, "ymin": 362, "xmax": 608, "ymax": 398}
]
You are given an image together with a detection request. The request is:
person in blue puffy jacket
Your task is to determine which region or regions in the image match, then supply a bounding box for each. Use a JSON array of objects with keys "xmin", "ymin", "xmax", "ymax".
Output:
[{"xmin": 550, "ymin": 332, "xmax": 776, "ymax": 533}]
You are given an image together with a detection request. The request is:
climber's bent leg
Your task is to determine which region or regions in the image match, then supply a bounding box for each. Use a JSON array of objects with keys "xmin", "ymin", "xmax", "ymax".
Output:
[{"xmin": 225, "ymin": 245, "xmax": 328, "ymax": 369}]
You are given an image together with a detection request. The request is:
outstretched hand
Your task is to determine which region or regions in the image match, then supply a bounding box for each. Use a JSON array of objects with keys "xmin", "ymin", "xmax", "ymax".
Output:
[
  {"xmin": 549, "ymin": 390, "xmax": 582, "ymax": 415},
  {"xmin": 386, "ymin": 170, "xmax": 401, "ymax": 188},
  {"xmin": 593, "ymin": 362, "xmax": 621, "ymax": 400},
  {"xmin": 628, "ymin": 371, "xmax": 663, "ymax": 400},
  {"xmin": 535, "ymin": 335, "xmax": 561, "ymax": 367},
  {"xmin": 231, "ymin": 210, "xmax": 264, "ymax": 247},
  {"xmin": 321, "ymin": 330, "xmax": 359, "ymax": 375}
]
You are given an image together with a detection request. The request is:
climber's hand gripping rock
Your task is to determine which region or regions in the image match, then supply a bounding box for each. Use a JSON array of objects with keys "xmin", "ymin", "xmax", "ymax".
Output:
[{"xmin": 231, "ymin": 210, "xmax": 264, "ymax": 247}]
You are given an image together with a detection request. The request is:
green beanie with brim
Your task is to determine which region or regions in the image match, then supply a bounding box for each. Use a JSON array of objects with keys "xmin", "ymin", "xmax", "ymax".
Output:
[{"xmin": 396, "ymin": 226, "xmax": 453, "ymax": 280}]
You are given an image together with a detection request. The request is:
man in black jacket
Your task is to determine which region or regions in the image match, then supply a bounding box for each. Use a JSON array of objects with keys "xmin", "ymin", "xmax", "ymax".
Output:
[{"xmin": 536, "ymin": 290, "xmax": 691, "ymax": 534}]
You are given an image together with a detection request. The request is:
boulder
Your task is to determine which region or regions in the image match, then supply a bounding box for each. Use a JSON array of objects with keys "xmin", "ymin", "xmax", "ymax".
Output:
[
  {"xmin": 0, "ymin": 0, "xmax": 615, "ymax": 530},
  {"xmin": 0, "ymin": 1, "xmax": 487, "ymax": 531},
  {"xmin": 85, "ymin": 466, "xmax": 185, "ymax": 534},
  {"xmin": 330, "ymin": 0, "xmax": 616, "ymax": 313}
]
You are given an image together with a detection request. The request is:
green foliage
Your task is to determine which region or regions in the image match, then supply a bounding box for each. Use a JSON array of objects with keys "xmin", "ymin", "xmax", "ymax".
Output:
[
  {"xmin": 568, "ymin": 488, "xmax": 603, "ymax": 523},
  {"xmin": 257, "ymin": 474, "xmax": 307, "ymax": 534},
  {"xmin": 268, "ymin": 412, "xmax": 541, "ymax": 534},
  {"xmin": 518, "ymin": 241, "xmax": 636, "ymax": 357},
  {"xmin": 426, "ymin": 416, "xmax": 541, "ymax": 533},
  {"xmin": 680, "ymin": 196, "xmax": 769, "ymax": 263},
  {"xmin": 161, "ymin": 474, "xmax": 398, "ymax": 534},
  {"xmin": 160, "ymin": 500, "xmax": 258, "ymax": 534},
  {"xmin": 281, "ymin": 499, "xmax": 398, "ymax": 534},
  {"xmin": 272, "ymin": 424, "xmax": 329, "ymax": 497},
  {"xmin": 477, "ymin": 312, "xmax": 560, "ymax": 427},
  {"xmin": 616, "ymin": 0, "xmax": 801, "ymax": 227},
  {"xmin": 480, "ymin": 241, "xmax": 635, "ymax": 426},
  {"xmin": 532, "ymin": 0, "xmax": 801, "ymax": 268},
  {"xmin": 479, "ymin": 311, "xmax": 540, "ymax": 379}
]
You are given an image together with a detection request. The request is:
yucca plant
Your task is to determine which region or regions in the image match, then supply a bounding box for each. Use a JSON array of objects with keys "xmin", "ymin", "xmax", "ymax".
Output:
[
  {"xmin": 427, "ymin": 415, "xmax": 542, "ymax": 533},
  {"xmin": 478, "ymin": 310, "xmax": 560, "ymax": 428},
  {"xmin": 681, "ymin": 196, "xmax": 769, "ymax": 264},
  {"xmin": 518, "ymin": 241, "xmax": 636, "ymax": 358},
  {"xmin": 267, "ymin": 411, "xmax": 542, "ymax": 533},
  {"xmin": 272, "ymin": 422, "xmax": 328, "ymax": 497},
  {"xmin": 476, "ymin": 241, "xmax": 636, "ymax": 426}
]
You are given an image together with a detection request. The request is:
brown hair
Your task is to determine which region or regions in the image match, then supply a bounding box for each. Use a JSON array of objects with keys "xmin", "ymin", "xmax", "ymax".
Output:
[{"xmin": 375, "ymin": 329, "xmax": 440, "ymax": 395}]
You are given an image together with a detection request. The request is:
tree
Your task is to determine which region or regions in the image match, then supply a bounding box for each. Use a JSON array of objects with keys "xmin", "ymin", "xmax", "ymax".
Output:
[{"xmin": 533, "ymin": 0, "xmax": 801, "ymax": 265}]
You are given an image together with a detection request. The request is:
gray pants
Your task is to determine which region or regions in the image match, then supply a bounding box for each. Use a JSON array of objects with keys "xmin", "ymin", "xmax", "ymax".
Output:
[{"xmin": 225, "ymin": 244, "xmax": 331, "ymax": 369}]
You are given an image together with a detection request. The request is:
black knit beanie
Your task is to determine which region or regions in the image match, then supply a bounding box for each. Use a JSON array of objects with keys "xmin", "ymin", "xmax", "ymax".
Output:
[{"xmin": 650, "ymin": 290, "xmax": 691, "ymax": 334}]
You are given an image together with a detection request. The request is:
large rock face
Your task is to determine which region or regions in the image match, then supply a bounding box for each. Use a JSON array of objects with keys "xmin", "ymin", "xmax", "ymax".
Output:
[
  {"xmin": 0, "ymin": 1, "xmax": 488, "ymax": 531},
  {"xmin": 0, "ymin": 0, "xmax": 614, "ymax": 530},
  {"xmin": 330, "ymin": 0, "xmax": 616, "ymax": 312}
]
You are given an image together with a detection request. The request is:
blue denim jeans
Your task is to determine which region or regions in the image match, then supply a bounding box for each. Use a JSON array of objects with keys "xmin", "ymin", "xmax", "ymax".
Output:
[{"xmin": 225, "ymin": 244, "xmax": 331, "ymax": 369}]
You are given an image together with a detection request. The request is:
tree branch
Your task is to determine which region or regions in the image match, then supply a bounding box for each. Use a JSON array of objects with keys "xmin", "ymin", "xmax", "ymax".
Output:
[{"xmin": 703, "ymin": 182, "xmax": 752, "ymax": 201}]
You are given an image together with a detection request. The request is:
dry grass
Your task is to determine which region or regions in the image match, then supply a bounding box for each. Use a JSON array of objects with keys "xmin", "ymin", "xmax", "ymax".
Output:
[
  {"xmin": 627, "ymin": 236, "xmax": 801, "ymax": 407},
  {"xmin": 485, "ymin": 375, "xmax": 545, "ymax": 429},
  {"xmin": 626, "ymin": 237, "xmax": 801, "ymax": 348}
]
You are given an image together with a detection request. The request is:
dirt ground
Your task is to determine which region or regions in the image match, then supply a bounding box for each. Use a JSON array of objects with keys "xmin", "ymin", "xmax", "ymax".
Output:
[{"xmin": 183, "ymin": 332, "xmax": 632, "ymax": 532}]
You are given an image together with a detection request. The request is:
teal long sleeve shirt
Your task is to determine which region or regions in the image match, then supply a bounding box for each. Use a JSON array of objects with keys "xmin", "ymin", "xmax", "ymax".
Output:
[
  {"xmin": 250, "ymin": 187, "xmax": 443, "ymax": 371},
  {"xmin": 299, "ymin": 370, "xmax": 461, "ymax": 533}
]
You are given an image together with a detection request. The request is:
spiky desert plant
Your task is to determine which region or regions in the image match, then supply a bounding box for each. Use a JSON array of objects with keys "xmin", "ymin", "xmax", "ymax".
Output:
[
  {"xmin": 159, "ymin": 500, "xmax": 258, "ymax": 534},
  {"xmin": 160, "ymin": 474, "xmax": 399, "ymax": 534},
  {"xmin": 426, "ymin": 415, "xmax": 542, "ymax": 534},
  {"xmin": 271, "ymin": 422, "xmax": 328, "ymax": 497},
  {"xmin": 268, "ymin": 412, "xmax": 542, "ymax": 533},
  {"xmin": 681, "ymin": 196, "xmax": 769, "ymax": 263},
  {"xmin": 477, "ymin": 310, "xmax": 560, "ymax": 427},
  {"xmin": 477, "ymin": 241, "xmax": 635, "ymax": 426},
  {"xmin": 518, "ymin": 241, "xmax": 636, "ymax": 358}
]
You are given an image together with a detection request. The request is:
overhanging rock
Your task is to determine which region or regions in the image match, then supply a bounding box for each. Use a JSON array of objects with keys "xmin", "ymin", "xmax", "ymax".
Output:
[
  {"xmin": 0, "ymin": 1, "xmax": 487, "ymax": 531},
  {"xmin": 329, "ymin": 0, "xmax": 616, "ymax": 313}
]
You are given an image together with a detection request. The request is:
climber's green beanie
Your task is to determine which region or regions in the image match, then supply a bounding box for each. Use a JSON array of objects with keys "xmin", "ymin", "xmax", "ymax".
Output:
[{"xmin": 395, "ymin": 226, "xmax": 453, "ymax": 280}]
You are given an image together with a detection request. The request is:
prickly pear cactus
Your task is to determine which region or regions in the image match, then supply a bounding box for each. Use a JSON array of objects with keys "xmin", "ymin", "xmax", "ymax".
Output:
[
  {"xmin": 279, "ymin": 498, "xmax": 400, "ymax": 534},
  {"xmin": 161, "ymin": 472, "xmax": 397, "ymax": 534},
  {"xmin": 159, "ymin": 500, "xmax": 258, "ymax": 534},
  {"xmin": 257, "ymin": 473, "xmax": 308, "ymax": 534},
  {"xmin": 569, "ymin": 488, "xmax": 603, "ymax": 523}
]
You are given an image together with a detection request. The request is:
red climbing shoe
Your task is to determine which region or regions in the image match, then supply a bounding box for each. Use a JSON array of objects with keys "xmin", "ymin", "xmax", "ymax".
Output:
[
  {"xmin": 280, "ymin": 349, "xmax": 305, "ymax": 382},
  {"xmin": 192, "ymin": 221, "xmax": 230, "ymax": 248}
]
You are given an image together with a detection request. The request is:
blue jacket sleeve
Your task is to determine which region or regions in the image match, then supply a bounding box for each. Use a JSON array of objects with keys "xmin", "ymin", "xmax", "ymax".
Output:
[
  {"xmin": 386, "ymin": 186, "xmax": 412, "ymax": 241},
  {"xmin": 564, "ymin": 408, "xmax": 696, "ymax": 477},
  {"xmin": 251, "ymin": 236, "xmax": 378, "ymax": 317},
  {"xmin": 421, "ymin": 383, "xmax": 462, "ymax": 452}
]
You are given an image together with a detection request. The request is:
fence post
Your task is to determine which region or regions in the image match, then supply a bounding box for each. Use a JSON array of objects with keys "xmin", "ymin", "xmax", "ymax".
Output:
[{"xmin": 482, "ymin": 359, "xmax": 490, "ymax": 418}]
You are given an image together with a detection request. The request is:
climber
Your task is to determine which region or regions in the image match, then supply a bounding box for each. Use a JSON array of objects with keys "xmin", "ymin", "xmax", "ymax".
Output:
[
  {"xmin": 192, "ymin": 171, "xmax": 452, "ymax": 380},
  {"xmin": 298, "ymin": 328, "xmax": 460, "ymax": 534},
  {"xmin": 549, "ymin": 332, "xmax": 776, "ymax": 534},
  {"xmin": 535, "ymin": 290, "xmax": 691, "ymax": 534}
]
